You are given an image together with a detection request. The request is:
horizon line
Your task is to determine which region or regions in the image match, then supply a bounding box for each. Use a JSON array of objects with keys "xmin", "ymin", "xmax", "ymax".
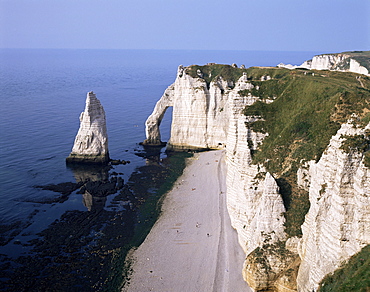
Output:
[{"xmin": 0, "ymin": 47, "xmax": 355, "ymax": 54}]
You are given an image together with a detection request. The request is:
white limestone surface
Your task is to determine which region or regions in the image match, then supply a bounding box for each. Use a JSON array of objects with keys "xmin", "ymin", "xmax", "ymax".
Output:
[
  {"xmin": 297, "ymin": 122, "xmax": 370, "ymax": 291},
  {"xmin": 279, "ymin": 53, "xmax": 369, "ymax": 76},
  {"xmin": 67, "ymin": 91, "xmax": 109, "ymax": 164},
  {"xmin": 144, "ymin": 67, "xmax": 257, "ymax": 150}
]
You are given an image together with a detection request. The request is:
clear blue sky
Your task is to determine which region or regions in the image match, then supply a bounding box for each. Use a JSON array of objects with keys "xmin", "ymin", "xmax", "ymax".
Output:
[{"xmin": 0, "ymin": 0, "xmax": 369, "ymax": 52}]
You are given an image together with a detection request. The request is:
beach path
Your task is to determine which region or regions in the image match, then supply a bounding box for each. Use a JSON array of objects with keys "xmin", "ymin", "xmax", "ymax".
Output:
[{"xmin": 124, "ymin": 150, "xmax": 251, "ymax": 292}]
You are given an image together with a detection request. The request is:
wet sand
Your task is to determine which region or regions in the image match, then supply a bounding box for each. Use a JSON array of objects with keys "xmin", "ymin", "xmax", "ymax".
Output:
[{"xmin": 124, "ymin": 150, "xmax": 251, "ymax": 292}]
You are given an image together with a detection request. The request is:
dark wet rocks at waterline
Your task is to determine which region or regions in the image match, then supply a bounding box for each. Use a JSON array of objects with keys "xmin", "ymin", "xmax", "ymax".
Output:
[{"xmin": 0, "ymin": 151, "xmax": 190, "ymax": 291}]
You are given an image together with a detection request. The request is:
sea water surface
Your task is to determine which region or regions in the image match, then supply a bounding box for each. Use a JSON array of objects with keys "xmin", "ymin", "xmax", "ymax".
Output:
[{"xmin": 0, "ymin": 49, "xmax": 320, "ymax": 290}]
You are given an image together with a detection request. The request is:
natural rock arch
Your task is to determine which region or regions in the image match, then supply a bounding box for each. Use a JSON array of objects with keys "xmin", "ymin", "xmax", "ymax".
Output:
[{"xmin": 142, "ymin": 85, "xmax": 174, "ymax": 146}]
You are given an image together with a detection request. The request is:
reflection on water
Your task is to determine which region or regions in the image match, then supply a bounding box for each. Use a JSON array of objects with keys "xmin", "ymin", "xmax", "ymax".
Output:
[
  {"xmin": 83, "ymin": 191, "xmax": 107, "ymax": 211},
  {"xmin": 67, "ymin": 163, "xmax": 110, "ymax": 183},
  {"xmin": 136, "ymin": 144, "xmax": 164, "ymax": 165},
  {"xmin": 0, "ymin": 147, "xmax": 191, "ymax": 291},
  {"xmin": 67, "ymin": 164, "xmax": 111, "ymax": 211}
]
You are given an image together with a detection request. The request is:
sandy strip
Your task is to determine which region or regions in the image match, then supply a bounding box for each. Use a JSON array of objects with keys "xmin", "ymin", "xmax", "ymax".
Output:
[{"xmin": 124, "ymin": 150, "xmax": 252, "ymax": 292}]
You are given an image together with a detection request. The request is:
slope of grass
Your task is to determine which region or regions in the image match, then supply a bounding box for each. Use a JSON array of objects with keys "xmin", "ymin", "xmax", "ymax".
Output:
[
  {"xmin": 319, "ymin": 245, "xmax": 370, "ymax": 292},
  {"xmin": 243, "ymin": 68, "xmax": 370, "ymax": 175},
  {"xmin": 242, "ymin": 68, "xmax": 370, "ymax": 236}
]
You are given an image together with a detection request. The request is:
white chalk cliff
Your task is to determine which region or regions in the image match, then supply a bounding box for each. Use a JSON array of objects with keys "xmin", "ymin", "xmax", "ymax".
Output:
[
  {"xmin": 144, "ymin": 65, "xmax": 253, "ymax": 149},
  {"xmin": 145, "ymin": 66, "xmax": 291, "ymax": 290},
  {"xmin": 296, "ymin": 122, "xmax": 370, "ymax": 291},
  {"xmin": 67, "ymin": 91, "xmax": 109, "ymax": 164},
  {"xmin": 278, "ymin": 53, "xmax": 370, "ymax": 76},
  {"xmin": 144, "ymin": 62, "xmax": 370, "ymax": 291}
]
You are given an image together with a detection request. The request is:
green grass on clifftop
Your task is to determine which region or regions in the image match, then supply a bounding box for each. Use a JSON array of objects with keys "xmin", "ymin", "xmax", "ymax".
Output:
[
  {"xmin": 243, "ymin": 67, "xmax": 370, "ymax": 236},
  {"xmin": 243, "ymin": 67, "xmax": 370, "ymax": 176},
  {"xmin": 186, "ymin": 64, "xmax": 248, "ymax": 88}
]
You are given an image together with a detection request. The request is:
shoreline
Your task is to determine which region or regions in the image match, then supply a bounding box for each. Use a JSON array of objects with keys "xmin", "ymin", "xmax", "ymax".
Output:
[{"xmin": 123, "ymin": 150, "xmax": 251, "ymax": 292}]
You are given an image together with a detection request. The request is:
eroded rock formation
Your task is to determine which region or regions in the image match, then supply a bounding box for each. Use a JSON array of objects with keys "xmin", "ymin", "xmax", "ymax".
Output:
[
  {"xmin": 278, "ymin": 52, "xmax": 370, "ymax": 76},
  {"xmin": 67, "ymin": 91, "xmax": 109, "ymax": 164},
  {"xmin": 144, "ymin": 66, "xmax": 257, "ymax": 150},
  {"xmin": 296, "ymin": 122, "xmax": 370, "ymax": 291}
]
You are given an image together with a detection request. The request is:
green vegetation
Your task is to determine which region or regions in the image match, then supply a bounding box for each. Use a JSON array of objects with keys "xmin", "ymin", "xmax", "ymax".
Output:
[
  {"xmin": 319, "ymin": 245, "xmax": 370, "ymax": 292},
  {"xmin": 365, "ymin": 151, "xmax": 370, "ymax": 168},
  {"xmin": 186, "ymin": 64, "xmax": 248, "ymax": 88},
  {"xmin": 241, "ymin": 67, "xmax": 370, "ymax": 236},
  {"xmin": 276, "ymin": 177, "xmax": 310, "ymax": 237},
  {"xmin": 340, "ymin": 134, "xmax": 370, "ymax": 153}
]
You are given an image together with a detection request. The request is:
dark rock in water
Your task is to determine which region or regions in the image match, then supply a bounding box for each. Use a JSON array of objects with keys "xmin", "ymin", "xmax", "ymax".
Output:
[
  {"xmin": 110, "ymin": 159, "xmax": 130, "ymax": 165},
  {"xmin": 80, "ymin": 177, "xmax": 124, "ymax": 197},
  {"xmin": 33, "ymin": 182, "xmax": 85, "ymax": 204},
  {"xmin": 66, "ymin": 154, "xmax": 110, "ymax": 165},
  {"xmin": 135, "ymin": 144, "xmax": 163, "ymax": 161},
  {"xmin": 117, "ymin": 177, "xmax": 124, "ymax": 190},
  {"xmin": 35, "ymin": 182, "xmax": 84, "ymax": 196}
]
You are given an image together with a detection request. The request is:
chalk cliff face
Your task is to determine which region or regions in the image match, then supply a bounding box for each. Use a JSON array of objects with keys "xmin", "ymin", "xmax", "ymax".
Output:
[
  {"xmin": 67, "ymin": 91, "xmax": 109, "ymax": 164},
  {"xmin": 296, "ymin": 122, "xmax": 370, "ymax": 291},
  {"xmin": 225, "ymin": 109, "xmax": 295, "ymax": 291},
  {"xmin": 144, "ymin": 66, "xmax": 257, "ymax": 150},
  {"xmin": 279, "ymin": 52, "xmax": 370, "ymax": 76},
  {"xmin": 145, "ymin": 61, "xmax": 370, "ymax": 291},
  {"xmin": 300, "ymin": 54, "xmax": 349, "ymax": 71}
]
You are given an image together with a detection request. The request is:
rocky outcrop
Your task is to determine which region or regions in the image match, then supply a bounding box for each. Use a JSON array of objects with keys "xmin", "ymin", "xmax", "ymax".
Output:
[
  {"xmin": 67, "ymin": 91, "xmax": 109, "ymax": 164},
  {"xmin": 225, "ymin": 111, "xmax": 286, "ymax": 254},
  {"xmin": 278, "ymin": 52, "xmax": 370, "ymax": 76},
  {"xmin": 225, "ymin": 110, "xmax": 293, "ymax": 291},
  {"xmin": 144, "ymin": 66, "xmax": 257, "ymax": 150},
  {"xmin": 296, "ymin": 122, "xmax": 370, "ymax": 291},
  {"xmin": 300, "ymin": 54, "xmax": 349, "ymax": 71}
]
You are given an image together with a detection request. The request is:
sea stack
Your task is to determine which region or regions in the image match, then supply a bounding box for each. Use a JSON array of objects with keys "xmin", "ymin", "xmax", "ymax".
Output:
[{"xmin": 66, "ymin": 91, "xmax": 109, "ymax": 164}]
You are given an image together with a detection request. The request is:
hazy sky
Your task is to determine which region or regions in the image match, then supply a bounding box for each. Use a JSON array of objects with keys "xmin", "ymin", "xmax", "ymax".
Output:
[{"xmin": 0, "ymin": 0, "xmax": 369, "ymax": 52}]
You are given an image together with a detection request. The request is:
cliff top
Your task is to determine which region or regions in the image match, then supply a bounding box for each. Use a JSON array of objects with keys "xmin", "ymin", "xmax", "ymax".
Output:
[
  {"xmin": 185, "ymin": 64, "xmax": 248, "ymax": 88},
  {"xmin": 314, "ymin": 50, "xmax": 370, "ymax": 71}
]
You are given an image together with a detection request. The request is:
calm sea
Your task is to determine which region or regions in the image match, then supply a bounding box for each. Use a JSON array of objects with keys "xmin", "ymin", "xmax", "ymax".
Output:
[{"xmin": 0, "ymin": 49, "xmax": 320, "ymax": 289}]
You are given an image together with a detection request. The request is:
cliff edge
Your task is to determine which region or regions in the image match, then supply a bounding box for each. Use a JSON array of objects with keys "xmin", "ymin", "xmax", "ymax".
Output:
[{"xmin": 278, "ymin": 51, "xmax": 370, "ymax": 76}]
